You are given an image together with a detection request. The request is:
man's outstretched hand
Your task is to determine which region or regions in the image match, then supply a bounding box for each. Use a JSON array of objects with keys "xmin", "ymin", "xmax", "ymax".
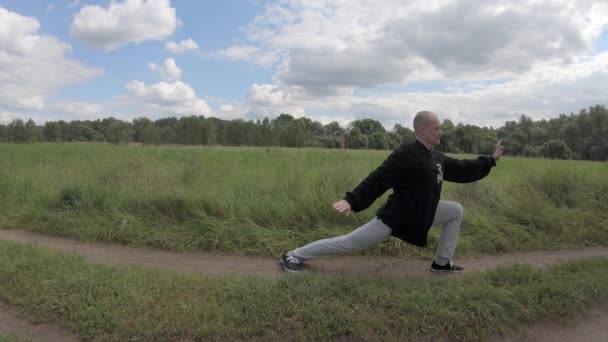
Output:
[
  {"xmin": 493, "ymin": 139, "xmax": 505, "ymax": 161},
  {"xmin": 333, "ymin": 199, "xmax": 352, "ymax": 216}
]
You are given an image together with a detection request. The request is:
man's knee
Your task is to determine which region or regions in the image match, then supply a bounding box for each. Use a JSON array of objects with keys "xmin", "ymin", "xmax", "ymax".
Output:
[{"xmin": 452, "ymin": 202, "xmax": 464, "ymax": 220}]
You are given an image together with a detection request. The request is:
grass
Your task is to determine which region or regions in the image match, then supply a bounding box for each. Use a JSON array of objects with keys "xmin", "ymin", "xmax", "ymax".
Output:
[
  {"xmin": 0, "ymin": 336, "xmax": 24, "ymax": 342},
  {"xmin": 0, "ymin": 143, "xmax": 606, "ymax": 257},
  {"xmin": 0, "ymin": 240, "xmax": 605, "ymax": 341}
]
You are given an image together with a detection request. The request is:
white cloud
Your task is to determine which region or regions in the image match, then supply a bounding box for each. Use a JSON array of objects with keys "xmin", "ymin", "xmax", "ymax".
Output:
[
  {"xmin": 179, "ymin": 0, "xmax": 605, "ymax": 128},
  {"xmin": 48, "ymin": 101, "xmax": 106, "ymax": 120},
  {"xmin": 248, "ymin": 83, "xmax": 287, "ymax": 107},
  {"xmin": 217, "ymin": 103, "xmax": 251, "ymax": 119},
  {"xmin": 165, "ymin": 38, "xmax": 198, "ymax": 53},
  {"xmin": 246, "ymin": 83, "xmax": 307, "ymax": 119},
  {"xmin": 241, "ymin": 52, "xmax": 608, "ymax": 128},
  {"xmin": 215, "ymin": 45, "xmax": 278, "ymax": 66},
  {"xmin": 147, "ymin": 58, "xmax": 182, "ymax": 81},
  {"xmin": 0, "ymin": 111, "xmax": 20, "ymax": 124},
  {"xmin": 0, "ymin": 7, "xmax": 100, "ymax": 112},
  {"xmin": 70, "ymin": 0, "xmax": 178, "ymax": 51},
  {"xmin": 228, "ymin": 0, "xmax": 608, "ymax": 96},
  {"xmin": 123, "ymin": 80, "xmax": 210, "ymax": 116}
]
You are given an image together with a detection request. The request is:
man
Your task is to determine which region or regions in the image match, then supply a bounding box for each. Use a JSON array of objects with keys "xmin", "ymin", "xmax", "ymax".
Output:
[{"xmin": 280, "ymin": 111, "xmax": 505, "ymax": 273}]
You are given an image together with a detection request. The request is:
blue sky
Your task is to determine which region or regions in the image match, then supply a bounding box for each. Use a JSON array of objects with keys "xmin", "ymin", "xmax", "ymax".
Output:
[{"xmin": 1, "ymin": 0, "xmax": 608, "ymax": 129}]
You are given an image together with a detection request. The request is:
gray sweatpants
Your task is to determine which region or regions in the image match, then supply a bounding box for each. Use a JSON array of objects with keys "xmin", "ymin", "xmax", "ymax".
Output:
[{"xmin": 288, "ymin": 200, "xmax": 463, "ymax": 265}]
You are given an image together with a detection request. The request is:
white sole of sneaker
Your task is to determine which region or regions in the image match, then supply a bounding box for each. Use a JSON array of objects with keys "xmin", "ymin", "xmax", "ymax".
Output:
[{"xmin": 429, "ymin": 268, "xmax": 464, "ymax": 273}]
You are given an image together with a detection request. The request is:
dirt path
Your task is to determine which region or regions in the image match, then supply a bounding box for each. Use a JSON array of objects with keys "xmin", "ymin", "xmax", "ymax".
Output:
[
  {"xmin": 0, "ymin": 302, "xmax": 80, "ymax": 342},
  {"xmin": 496, "ymin": 305, "xmax": 608, "ymax": 342},
  {"xmin": 1, "ymin": 229, "xmax": 607, "ymax": 279},
  {"xmin": 1, "ymin": 228, "xmax": 607, "ymax": 342}
]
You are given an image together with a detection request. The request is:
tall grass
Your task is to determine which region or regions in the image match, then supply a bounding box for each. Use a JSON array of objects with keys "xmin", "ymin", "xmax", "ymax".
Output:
[{"xmin": 0, "ymin": 143, "xmax": 606, "ymax": 256}]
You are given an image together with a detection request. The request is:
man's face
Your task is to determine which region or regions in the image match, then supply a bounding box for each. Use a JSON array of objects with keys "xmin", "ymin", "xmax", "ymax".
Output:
[{"xmin": 420, "ymin": 116, "xmax": 442, "ymax": 146}]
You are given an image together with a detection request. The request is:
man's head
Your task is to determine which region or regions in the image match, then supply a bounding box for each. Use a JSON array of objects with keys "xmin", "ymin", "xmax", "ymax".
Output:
[{"xmin": 413, "ymin": 111, "xmax": 441, "ymax": 147}]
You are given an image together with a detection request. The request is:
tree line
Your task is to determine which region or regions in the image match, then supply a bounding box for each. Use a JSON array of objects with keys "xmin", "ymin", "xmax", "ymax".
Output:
[{"xmin": 0, "ymin": 105, "xmax": 606, "ymax": 161}]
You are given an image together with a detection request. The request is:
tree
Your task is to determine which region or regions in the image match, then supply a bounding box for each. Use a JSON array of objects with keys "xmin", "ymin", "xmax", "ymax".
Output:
[
  {"xmin": 155, "ymin": 117, "xmax": 178, "ymax": 144},
  {"xmin": 589, "ymin": 105, "xmax": 607, "ymax": 158},
  {"xmin": 0, "ymin": 124, "xmax": 7, "ymax": 143},
  {"xmin": 522, "ymin": 145, "xmax": 542, "ymax": 158},
  {"xmin": 324, "ymin": 121, "xmax": 345, "ymax": 137},
  {"xmin": 7, "ymin": 119, "xmax": 27, "ymax": 143},
  {"xmin": 529, "ymin": 127, "xmax": 549, "ymax": 146},
  {"xmin": 505, "ymin": 129, "xmax": 527, "ymax": 155},
  {"xmin": 392, "ymin": 124, "xmax": 415, "ymax": 144},
  {"xmin": 43, "ymin": 122, "xmax": 62, "ymax": 142},
  {"xmin": 105, "ymin": 121, "xmax": 133, "ymax": 144},
  {"xmin": 319, "ymin": 136, "xmax": 342, "ymax": 148},
  {"xmin": 25, "ymin": 119, "xmax": 41, "ymax": 142},
  {"xmin": 438, "ymin": 120, "xmax": 458, "ymax": 152},
  {"xmin": 132, "ymin": 117, "xmax": 156, "ymax": 144},
  {"xmin": 285, "ymin": 119, "xmax": 307, "ymax": 147},
  {"xmin": 387, "ymin": 132, "xmax": 401, "ymax": 149},
  {"xmin": 369, "ymin": 131, "xmax": 389, "ymax": 150},
  {"xmin": 541, "ymin": 139, "xmax": 574, "ymax": 159},
  {"xmin": 518, "ymin": 114, "xmax": 534, "ymax": 136},
  {"xmin": 347, "ymin": 127, "xmax": 368, "ymax": 149},
  {"xmin": 348, "ymin": 119, "xmax": 385, "ymax": 136},
  {"xmin": 558, "ymin": 123, "xmax": 581, "ymax": 157}
]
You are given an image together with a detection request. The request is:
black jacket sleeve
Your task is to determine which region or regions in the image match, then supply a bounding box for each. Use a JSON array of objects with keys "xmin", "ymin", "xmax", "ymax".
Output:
[
  {"xmin": 443, "ymin": 155, "xmax": 496, "ymax": 183},
  {"xmin": 343, "ymin": 148, "xmax": 407, "ymax": 212}
]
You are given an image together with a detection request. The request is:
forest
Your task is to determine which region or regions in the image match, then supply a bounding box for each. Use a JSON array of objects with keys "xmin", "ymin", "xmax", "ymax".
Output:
[{"xmin": 1, "ymin": 104, "xmax": 606, "ymax": 160}]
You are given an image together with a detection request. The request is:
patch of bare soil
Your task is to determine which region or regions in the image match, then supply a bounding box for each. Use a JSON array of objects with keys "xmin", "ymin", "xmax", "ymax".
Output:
[
  {"xmin": 0, "ymin": 301, "xmax": 79, "ymax": 342},
  {"xmin": 496, "ymin": 305, "xmax": 608, "ymax": 342}
]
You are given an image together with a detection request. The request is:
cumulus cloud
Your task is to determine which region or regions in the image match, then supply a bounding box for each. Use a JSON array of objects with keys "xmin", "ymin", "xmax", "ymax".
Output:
[
  {"xmin": 70, "ymin": 0, "xmax": 178, "ymax": 51},
  {"xmin": 181, "ymin": 0, "xmax": 604, "ymax": 128},
  {"xmin": 165, "ymin": 38, "xmax": 199, "ymax": 53},
  {"xmin": 230, "ymin": 0, "xmax": 608, "ymax": 96},
  {"xmin": 147, "ymin": 58, "xmax": 182, "ymax": 81},
  {"xmin": 123, "ymin": 80, "xmax": 210, "ymax": 116},
  {"xmin": 242, "ymin": 51, "xmax": 608, "ymax": 128},
  {"xmin": 0, "ymin": 7, "xmax": 100, "ymax": 112}
]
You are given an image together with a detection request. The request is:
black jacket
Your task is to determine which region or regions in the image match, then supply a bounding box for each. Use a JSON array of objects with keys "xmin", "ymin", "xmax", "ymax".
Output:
[{"xmin": 344, "ymin": 140, "xmax": 496, "ymax": 247}]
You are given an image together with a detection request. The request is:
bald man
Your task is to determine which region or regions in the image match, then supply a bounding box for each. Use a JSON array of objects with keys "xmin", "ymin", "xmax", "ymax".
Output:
[{"xmin": 281, "ymin": 111, "xmax": 505, "ymax": 273}]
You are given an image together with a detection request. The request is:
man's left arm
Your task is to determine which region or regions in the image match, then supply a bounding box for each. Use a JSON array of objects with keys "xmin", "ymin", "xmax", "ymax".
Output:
[{"xmin": 443, "ymin": 140, "xmax": 504, "ymax": 183}]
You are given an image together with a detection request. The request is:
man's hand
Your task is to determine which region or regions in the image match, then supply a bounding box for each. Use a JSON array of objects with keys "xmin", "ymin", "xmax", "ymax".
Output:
[
  {"xmin": 493, "ymin": 139, "xmax": 505, "ymax": 161},
  {"xmin": 333, "ymin": 199, "xmax": 352, "ymax": 216}
]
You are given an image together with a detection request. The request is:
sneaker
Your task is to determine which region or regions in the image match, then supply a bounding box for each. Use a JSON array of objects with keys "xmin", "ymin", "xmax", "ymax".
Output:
[
  {"xmin": 280, "ymin": 254, "xmax": 301, "ymax": 273},
  {"xmin": 430, "ymin": 260, "xmax": 464, "ymax": 273}
]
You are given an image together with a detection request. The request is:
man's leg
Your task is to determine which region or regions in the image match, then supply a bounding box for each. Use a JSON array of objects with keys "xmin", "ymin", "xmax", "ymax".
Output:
[
  {"xmin": 432, "ymin": 200, "xmax": 464, "ymax": 267},
  {"xmin": 287, "ymin": 217, "xmax": 392, "ymax": 261}
]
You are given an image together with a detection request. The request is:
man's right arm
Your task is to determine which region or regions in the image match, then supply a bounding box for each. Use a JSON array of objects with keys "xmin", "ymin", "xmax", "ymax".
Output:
[{"xmin": 343, "ymin": 147, "xmax": 408, "ymax": 212}]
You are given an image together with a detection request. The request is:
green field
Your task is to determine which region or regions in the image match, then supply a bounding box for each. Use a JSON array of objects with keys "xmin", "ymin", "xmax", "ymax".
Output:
[
  {"xmin": 0, "ymin": 143, "xmax": 606, "ymax": 257},
  {"xmin": 0, "ymin": 143, "xmax": 607, "ymax": 340},
  {"xmin": 0, "ymin": 240, "xmax": 606, "ymax": 341}
]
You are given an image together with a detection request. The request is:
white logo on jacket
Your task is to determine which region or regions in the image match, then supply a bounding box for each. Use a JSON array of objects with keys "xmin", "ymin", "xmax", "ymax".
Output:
[{"xmin": 436, "ymin": 164, "xmax": 443, "ymax": 184}]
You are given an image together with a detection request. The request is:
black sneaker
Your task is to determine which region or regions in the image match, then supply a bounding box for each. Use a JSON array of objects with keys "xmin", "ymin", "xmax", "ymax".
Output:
[
  {"xmin": 280, "ymin": 254, "xmax": 301, "ymax": 273},
  {"xmin": 430, "ymin": 260, "xmax": 464, "ymax": 273}
]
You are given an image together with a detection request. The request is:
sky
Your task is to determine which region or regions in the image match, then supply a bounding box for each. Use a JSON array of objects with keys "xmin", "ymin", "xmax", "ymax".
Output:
[{"xmin": 1, "ymin": 0, "xmax": 608, "ymax": 129}]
